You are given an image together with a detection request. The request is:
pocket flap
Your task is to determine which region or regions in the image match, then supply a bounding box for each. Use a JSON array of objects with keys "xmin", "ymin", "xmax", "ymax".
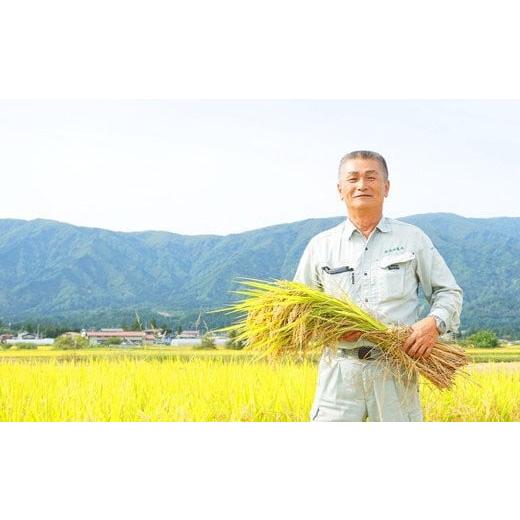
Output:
[
  {"xmin": 379, "ymin": 251, "xmax": 415, "ymax": 269},
  {"xmin": 322, "ymin": 264, "xmax": 353, "ymax": 275}
]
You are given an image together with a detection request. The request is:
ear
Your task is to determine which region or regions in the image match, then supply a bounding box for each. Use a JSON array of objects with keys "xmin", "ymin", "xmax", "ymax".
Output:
[
  {"xmin": 337, "ymin": 183, "xmax": 343, "ymax": 199},
  {"xmin": 384, "ymin": 179, "xmax": 390, "ymax": 197}
]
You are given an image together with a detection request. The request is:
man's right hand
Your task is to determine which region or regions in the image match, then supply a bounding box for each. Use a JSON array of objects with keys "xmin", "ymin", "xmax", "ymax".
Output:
[{"xmin": 339, "ymin": 331, "xmax": 363, "ymax": 342}]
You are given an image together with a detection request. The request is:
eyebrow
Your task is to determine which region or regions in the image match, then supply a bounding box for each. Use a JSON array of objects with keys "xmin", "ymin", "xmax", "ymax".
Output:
[{"xmin": 345, "ymin": 169, "xmax": 379, "ymax": 175}]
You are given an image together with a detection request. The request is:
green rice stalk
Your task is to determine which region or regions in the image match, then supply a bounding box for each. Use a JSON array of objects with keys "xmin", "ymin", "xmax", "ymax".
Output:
[{"xmin": 214, "ymin": 278, "xmax": 469, "ymax": 390}]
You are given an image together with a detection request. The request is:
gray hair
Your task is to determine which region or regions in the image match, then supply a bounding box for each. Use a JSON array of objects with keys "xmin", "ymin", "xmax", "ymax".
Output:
[{"xmin": 338, "ymin": 150, "xmax": 389, "ymax": 180}]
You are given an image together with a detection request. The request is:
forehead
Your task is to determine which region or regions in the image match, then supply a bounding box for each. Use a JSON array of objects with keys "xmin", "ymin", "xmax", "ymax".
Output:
[{"xmin": 340, "ymin": 158, "xmax": 384, "ymax": 177}]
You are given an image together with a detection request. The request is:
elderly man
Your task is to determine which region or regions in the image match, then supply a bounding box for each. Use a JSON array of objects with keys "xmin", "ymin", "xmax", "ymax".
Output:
[{"xmin": 294, "ymin": 150, "xmax": 463, "ymax": 422}]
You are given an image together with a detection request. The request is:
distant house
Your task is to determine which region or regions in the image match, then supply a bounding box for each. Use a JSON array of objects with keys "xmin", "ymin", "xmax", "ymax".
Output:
[
  {"xmin": 0, "ymin": 333, "xmax": 14, "ymax": 343},
  {"xmin": 5, "ymin": 332, "xmax": 54, "ymax": 346},
  {"xmin": 170, "ymin": 330, "xmax": 229, "ymax": 347},
  {"xmin": 18, "ymin": 332, "xmax": 38, "ymax": 340},
  {"xmin": 84, "ymin": 330, "xmax": 155, "ymax": 346},
  {"xmin": 177, "ymin": 330, "xmax": 200, "ymax": 339}
]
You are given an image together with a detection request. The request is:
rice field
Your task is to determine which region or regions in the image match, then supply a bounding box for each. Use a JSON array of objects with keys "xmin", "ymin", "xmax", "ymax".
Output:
[{"xmin": 0, "ymin": 346, "xmax": 519, "ymax": 421}]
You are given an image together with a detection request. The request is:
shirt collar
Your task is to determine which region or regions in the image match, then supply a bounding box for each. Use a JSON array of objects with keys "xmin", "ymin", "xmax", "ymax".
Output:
[{"xmin": 344, "ymin": 215, "xmax": 391, "ymax": 240}]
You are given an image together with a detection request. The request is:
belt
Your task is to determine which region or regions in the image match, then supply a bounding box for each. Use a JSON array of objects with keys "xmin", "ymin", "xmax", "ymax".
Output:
[{"xmin": 337, "ymin": 346, "xmax": 381, "ymax": 360}]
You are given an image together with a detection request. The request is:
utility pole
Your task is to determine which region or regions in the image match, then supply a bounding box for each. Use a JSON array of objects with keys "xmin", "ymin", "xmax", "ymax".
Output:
[{"xmin": 134, "ymin": 310, "xmax": 143, "ymax": 331}]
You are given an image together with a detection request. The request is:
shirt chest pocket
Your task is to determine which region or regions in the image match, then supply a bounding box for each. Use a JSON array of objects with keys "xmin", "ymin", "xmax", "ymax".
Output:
[
  {"xmin": 377, "ymin": 251, "xmax": 417, "ymax": 302},
  {"xmin": 320, "ymin": 264, "xmax": 355, "ymax": 298}
]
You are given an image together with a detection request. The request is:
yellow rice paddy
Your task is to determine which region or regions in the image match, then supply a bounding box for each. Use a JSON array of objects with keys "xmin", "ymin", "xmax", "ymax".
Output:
[{"xmin": 0, "ymin": 347, "xmax": 519, "ymax": 421}]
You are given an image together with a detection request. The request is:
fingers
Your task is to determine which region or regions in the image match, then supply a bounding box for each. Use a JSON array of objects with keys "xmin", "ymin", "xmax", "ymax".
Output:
[
  {"xmin": 406, "ymin": 337, "xmax": 434, "ymax": 359},
  {"xmin": 403, "ymin": 328, "xmax": 422, "ymax": 358},
  {"xmin": 340, "ymin": 331, "xmax": 363, "ymax": 342},
  {"xmin": 404, "ymin": 319, "xmax": 438, "ymax": 360},
  {"xmin": 402, "ymin": 331, "xmax": 417, "ymax": 354},
  {"xmin": 413, "ymin": 343, "xmax": 428, "ymax": 359},
  {"xmin": 406, "ymin": 338, "xmax": 421, "ymax": 359},
  {"xmin": 420, "ymin": 341, "xmax": 434, "ymax": 359}
]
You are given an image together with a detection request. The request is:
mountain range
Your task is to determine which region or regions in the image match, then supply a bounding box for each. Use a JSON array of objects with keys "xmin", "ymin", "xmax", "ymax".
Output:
[{"xmin": 0, "ymin": 213, "xmax": 519, "ymax": 336}]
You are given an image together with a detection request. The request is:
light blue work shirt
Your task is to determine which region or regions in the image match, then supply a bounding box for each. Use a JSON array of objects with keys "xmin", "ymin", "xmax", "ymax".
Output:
[{"xmin": 293, "ymin": 215, "xmax": 463, "ymax": 349}]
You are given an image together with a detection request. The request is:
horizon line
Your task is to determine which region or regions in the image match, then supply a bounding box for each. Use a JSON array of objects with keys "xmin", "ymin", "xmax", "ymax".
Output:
[{"xmin": 1, "ymin": 212, "xmax": 519, "ymax": 238}]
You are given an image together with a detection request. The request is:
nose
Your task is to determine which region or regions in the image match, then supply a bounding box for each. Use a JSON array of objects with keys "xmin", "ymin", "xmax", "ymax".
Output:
[{"xmin": 356, "ymin": 178, "xmax": 368, "ymax": 191}]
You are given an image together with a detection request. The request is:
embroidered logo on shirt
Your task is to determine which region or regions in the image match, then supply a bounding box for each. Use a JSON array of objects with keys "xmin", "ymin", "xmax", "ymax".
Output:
[{"xmin": 383, "ymin": 246, "xmax": 405, "ymax": 254}]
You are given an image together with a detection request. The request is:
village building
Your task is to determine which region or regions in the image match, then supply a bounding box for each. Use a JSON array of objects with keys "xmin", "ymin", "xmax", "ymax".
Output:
[
  {"xmin": 4, "ymin": 331, "xmax": 54, "ymax": 346},
  {"xmin": 177, "ymin": 330, "xmax": 200, "ymax": 339},
  {"xmin": 83, "ymin": 330, "xmax": 156, "ymax": 346},
  {"xmin": 17, "ymin": 332, "xmax": 38, "ymax": 340}
]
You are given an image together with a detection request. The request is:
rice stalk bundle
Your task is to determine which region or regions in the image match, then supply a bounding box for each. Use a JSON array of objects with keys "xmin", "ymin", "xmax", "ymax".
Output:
[{"xmin": 216, "ymin": 278, "xmax": 468, "ymax": 390}]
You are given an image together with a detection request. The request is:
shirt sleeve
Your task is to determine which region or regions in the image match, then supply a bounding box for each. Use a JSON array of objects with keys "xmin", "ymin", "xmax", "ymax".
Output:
[
  {"xmin": 415, "ymin": 232, "xmax": 463, "ymax": 334},
  {"xmin": 293, "ymin": 238, "xmax": 323, "ymax": 290}
]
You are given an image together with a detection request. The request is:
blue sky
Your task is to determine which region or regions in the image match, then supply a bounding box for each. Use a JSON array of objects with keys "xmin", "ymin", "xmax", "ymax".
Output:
[{"xmin": 1, "ymin": 100, "xmax": 518, "ymax": 235}]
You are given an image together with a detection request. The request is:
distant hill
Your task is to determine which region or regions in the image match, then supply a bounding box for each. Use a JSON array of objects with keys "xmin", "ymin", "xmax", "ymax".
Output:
[{"xmin": 0, "ymin": 214, "xmax": 519, "ymax": 336}]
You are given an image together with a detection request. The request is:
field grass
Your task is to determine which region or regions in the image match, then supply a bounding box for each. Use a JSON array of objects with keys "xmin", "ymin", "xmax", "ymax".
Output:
[
  {"xmin": 2, "ymin": 344, "xmax": 519, "ymax": 363},
  {"xmin": 464, "ymin": 346, "xmax": 520, "ymax": 363},
  {"xmin": 0, "ymin": 345, "xmax": 519, "ymax": 421}
]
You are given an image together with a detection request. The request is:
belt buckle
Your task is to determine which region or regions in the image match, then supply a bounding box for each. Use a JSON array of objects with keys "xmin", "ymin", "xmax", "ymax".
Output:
[{"xmin": 357, "ymin": 346, "xmax": 373, "ymax": 360}]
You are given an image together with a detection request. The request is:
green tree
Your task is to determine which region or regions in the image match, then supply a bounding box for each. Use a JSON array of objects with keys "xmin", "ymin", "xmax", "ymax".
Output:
[
  {"xmin": 225, "ymin": 329, "xmax": 246, "ymax": 350},
  {"xmin": 468, "ymin": 330, "xmax": 499, "ymax": 349},
  {"xmin": 25, "ymin": 322, "xmax": 36, "ymax": 334},
  {"xmin": 106, "ymin": 337, "xmax": 123, "ymax": 346},
  {"xmin": 54, "ymin": 334, "xmax": 90, "ymax": 350},
  {"xmin": 130, "ymin": 318, "xmax": 141, "ymax": 331},
  {"xmin": 40, "ymin": 325, "xmax": 71, "ymax": 338},
  {"xmin": 159, "ymin": 322, "xmax": 171, "ymax": 335},
  {"xmin": 198, "ymin": 333, "xmax": 216, "ymax": 349}
]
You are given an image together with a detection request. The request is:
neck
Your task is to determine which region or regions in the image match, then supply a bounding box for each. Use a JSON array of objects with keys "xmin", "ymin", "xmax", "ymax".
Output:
[{"xmin": 348, "ymin": 210, "xmax": 383, "ymax": 238}]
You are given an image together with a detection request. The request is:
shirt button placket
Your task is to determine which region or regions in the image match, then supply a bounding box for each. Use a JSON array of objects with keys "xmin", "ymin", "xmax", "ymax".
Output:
[{"xmin": 362, "ymin": 242, "xmax": 370, "ymax": 304}]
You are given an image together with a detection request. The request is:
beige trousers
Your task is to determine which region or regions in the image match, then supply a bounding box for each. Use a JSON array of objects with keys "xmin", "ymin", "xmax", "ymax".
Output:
[{"xmin": 310, "ymin": 350, "xmax": 423, "ymax": 422}]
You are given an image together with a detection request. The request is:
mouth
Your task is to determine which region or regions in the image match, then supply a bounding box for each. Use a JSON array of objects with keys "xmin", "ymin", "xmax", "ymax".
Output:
[{"xmin": 354, "ymin": 195, "xmax": 372, "ymax": 198}]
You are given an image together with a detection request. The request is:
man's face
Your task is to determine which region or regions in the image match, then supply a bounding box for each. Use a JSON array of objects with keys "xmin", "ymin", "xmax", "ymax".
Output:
[{"xmin": 337, "ymin": 158, "xmax": 390, "ymax": 213}]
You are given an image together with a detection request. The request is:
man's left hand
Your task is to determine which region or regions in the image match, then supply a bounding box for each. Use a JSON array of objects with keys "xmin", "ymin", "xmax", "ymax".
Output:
[{"xmin": 401, "ymin": 316, "xmax": 439, "ymax": 359}]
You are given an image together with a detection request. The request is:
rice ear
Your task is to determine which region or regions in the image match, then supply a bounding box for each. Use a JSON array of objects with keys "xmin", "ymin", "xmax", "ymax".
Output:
[{"xmin": 215, "ymin": 279, "xmax": 468, "ymax": 390}]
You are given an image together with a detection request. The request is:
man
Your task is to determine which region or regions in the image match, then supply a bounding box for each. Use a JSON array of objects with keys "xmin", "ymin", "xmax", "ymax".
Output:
[{"xmin": 293, "ymin": 150, "xmax": 463, "ymax": 422}]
